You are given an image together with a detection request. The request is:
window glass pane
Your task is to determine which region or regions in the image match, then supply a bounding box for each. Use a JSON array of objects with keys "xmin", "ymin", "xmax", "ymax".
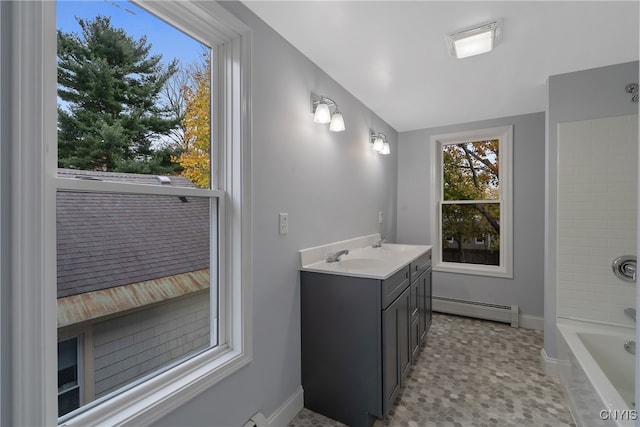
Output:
[
  {"xmin": 59, "ymin": 387, "xmax": 80, "ymax": 418},
  {"xmin": 442, "ymin": 140, "xmax": 499, "ymax": 201},
  {"xmin": 58, "ymin": 337, "xmax": 80, "ymax": 417},
  {"xmin": 56, "ymin": 190, "xmax": 216, "ymax": 413},
  {"xmin": 58, "ymin": 337, "xmax": 78, "ymax": 371},
  {"xmin": 441, "ymin": 203, "xmax": 500, "ymax": 266},
  {"xmin": 57, "ymin": 0, "xmax": 212, "ymax": 189}
]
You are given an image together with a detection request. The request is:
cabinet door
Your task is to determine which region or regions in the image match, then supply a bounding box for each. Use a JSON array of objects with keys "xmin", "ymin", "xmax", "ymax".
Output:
[
  {"xmin": 410, "ymin": 317, "xmax": 420, "ymax": 361},
  {"xmin": 383, "ymin": 299, "xmax": 400, "ymax": 413},
  {"xmin": 383, "ymin": 286, "xmax": 411, "ymax": 414},
  {"xmin": 398, "ymin": 287, "xmax": 411, "ymax": 383},
  {"xmin": 419, "ymin": 268, "xmax": 432, "ymax": 341}
]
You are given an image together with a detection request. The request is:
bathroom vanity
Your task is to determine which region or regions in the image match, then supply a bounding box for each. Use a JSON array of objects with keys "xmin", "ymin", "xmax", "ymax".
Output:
[{"xmin": 299, "ymin": 238, "xmax": 432, "ymax": 427}]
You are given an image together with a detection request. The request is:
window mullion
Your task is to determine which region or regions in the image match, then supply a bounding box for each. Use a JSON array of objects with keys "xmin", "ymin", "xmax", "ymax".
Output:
[
  {"xmin": 440, "ymin": 199, "xmax": 501, "ymax": 205},
  {"xmin": 55, "ymin": 177, "xmax": 223, "ymax": 198}
]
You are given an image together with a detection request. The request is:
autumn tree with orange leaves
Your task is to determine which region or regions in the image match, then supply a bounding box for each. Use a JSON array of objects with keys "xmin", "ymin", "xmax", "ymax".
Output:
[{"xmin": 174, "ymin": 52, "xmax": 211, "ymax": 188}]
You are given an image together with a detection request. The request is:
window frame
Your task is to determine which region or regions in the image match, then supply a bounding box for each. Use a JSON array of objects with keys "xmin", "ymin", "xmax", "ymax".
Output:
[
  {"xmin": 9, "ymin": 1, "xmax": 253, "ymax": 425},
  {"xmin": 430, "ymin": 126, "xmax": 513, "ymax": 278}
]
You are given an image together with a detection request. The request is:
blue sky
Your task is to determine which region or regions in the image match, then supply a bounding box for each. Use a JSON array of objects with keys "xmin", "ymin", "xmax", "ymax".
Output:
[{"xmin": 56, "ymin": 0, "xmax": 205, "ymax": 67}]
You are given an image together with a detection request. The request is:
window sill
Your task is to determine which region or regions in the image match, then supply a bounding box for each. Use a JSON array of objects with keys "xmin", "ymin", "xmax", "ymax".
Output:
[
  {"xmin": 59, "ymin": 346, "xmax": 251, "ymax": 427},
  {"xmin": 434, "ymin": 262, "xmax": 513, "ymax": 279}
]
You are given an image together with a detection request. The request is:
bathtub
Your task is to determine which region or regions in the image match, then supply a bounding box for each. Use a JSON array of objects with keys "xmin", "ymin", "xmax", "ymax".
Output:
[{"xmin": 557, "ymin": 319, "xmax": 636, "ymax": 426}]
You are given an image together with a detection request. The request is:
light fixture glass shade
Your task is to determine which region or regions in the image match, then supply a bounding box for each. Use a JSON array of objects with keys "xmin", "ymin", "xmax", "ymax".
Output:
[
  {"xmin": 454, "ymin": 31, "xmax": 493, "ymax": 59},
  {"xmin": 372, "ymin": 136, "xmax": 384, "ymax": 152},
  {"xmin": 313, "ymin": 101, "xmax": 331, "ymax": 124},
  {"xmin": 381, "ymin": 142, "xmax": 391, "ymax": 155},
  {"xmin": 446, "ymin": 19, "xmax": 502, "ymax": 59},
  {"xmin": 329, "ymin": 112, "xmax": 345, "ymax": 132}
]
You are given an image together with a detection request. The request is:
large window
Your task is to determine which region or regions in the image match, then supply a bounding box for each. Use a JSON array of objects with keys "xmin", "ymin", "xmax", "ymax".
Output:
[
  {"xmin": 55, "ymin": 4, "xmax": 219, "ymax": 417},
  {"xmin": 431, "ymin": 126, "xmax": 512, "ymax": 277},
  {"xmin": 8, "ymin": 1, "xmax": 251, "ymax": 425}
]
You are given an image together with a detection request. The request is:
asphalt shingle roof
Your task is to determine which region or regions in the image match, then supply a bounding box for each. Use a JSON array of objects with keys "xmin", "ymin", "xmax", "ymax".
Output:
[{"xmin": 56, "ymin": 169, "xmax": 210, "ymax": 299}]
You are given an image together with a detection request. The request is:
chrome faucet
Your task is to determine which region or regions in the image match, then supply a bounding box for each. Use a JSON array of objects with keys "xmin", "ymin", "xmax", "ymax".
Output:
[
  {"xmin": 326, "ymin": 249, "xmax": 349, "ymax": 263},
  {"xmin": 624, "ymin": 307, "xmax": 636, "ymax": 322},
  {"xmin": 372, "ymin": 239, "xmax": 384, "ymax": 248}
]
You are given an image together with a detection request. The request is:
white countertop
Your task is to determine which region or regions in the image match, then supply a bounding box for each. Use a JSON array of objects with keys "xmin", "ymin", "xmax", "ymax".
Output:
[{"xmin": 300, "ymin": 242, "xmax": 431, "ymax": 280}]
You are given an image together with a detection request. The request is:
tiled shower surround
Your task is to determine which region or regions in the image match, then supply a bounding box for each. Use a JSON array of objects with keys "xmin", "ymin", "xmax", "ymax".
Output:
[
  {"xmin": 557, "ymin": 115, "xmax": 638, "ymax": 326},
  {"xmin": 290, "ymin": 314, "xmax": 575, "ymax": 427}
]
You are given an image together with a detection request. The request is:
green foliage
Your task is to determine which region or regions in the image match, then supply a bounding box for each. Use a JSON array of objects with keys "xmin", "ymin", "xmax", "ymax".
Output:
[
  {"xmin": 57, "ymin": 16, "xmax": 180, "ymax": 173},
  {"xmin": 441, "ymin": 140, "xmax": 501, "ymax": 263}
]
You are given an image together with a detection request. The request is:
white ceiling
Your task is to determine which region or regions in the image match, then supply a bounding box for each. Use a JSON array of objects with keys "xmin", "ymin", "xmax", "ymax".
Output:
[{"xmin": 242, "ymin": 1, "xmax": 639, "ymax": 132}]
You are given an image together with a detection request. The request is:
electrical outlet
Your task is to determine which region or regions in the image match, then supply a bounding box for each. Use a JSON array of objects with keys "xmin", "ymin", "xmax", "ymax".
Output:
[
  {"xmin": 279, "ymin": 213, "xmax": 288, "ymax": 235},
  {"xmin": 378, "ymin": 211, "xmax": 383, "ymax": 224}
]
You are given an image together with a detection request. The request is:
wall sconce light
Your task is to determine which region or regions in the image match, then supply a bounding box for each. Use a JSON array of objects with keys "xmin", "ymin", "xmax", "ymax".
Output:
[
  {"xmin": 311, "ymin": 93, "xmax": 345, "ymax": 132},
  {"xmin": 446, "ymin": 19, "xmax": 503, "ymax": 59},
  {"xmin": 371, "ymin": 131, "xmax": 390, "ymax": 155}
]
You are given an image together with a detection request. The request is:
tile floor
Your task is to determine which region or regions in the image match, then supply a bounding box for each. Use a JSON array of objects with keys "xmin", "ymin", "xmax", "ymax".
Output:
[{"xmin": 289, "ymin": 313, "xmax": 576, "ymax": 427}]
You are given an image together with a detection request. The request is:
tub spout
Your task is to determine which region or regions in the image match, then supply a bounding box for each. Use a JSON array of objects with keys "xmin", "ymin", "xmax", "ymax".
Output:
[{"xmin": 624, "ymin": 307, "xmax": 636, "ymax": 322}]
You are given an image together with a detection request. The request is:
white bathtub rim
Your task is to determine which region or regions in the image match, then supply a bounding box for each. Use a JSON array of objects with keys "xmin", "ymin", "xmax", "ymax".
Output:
[{"xmin": 557, "ymin": 318, "xmax": 634, "ymax": 415}]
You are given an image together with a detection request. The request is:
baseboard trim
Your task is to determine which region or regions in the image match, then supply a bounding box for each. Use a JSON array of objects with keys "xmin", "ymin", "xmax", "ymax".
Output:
[
  {"xmin": 519, "ymin": 314, "xmax": 544, "ymax": 331},
  {"xmin": 540, "ymin": 348, "xmax": 564, "ymax": 377},
  {"xmin": 267, "ymin": 385, "xmax": 304, "ymax": 427}
]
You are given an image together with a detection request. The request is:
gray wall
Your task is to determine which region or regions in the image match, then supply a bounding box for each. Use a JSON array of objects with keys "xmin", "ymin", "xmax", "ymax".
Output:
[
  {"xmin": 396, "ymin": 112, "xmax": 545, "ymax": 318},
  {"xmin": 154, "ymin": 2, "xmax": 398, "ymax": 426},
  {"xmin": 545, "ymin": 61, "xmax": 639, "ymax": 359}
]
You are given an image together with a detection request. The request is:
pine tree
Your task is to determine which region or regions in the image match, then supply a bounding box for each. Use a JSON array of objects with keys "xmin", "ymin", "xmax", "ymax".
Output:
[{"xmin": 57, "ymin": 16, "xmax": 180, "ymax": 173}]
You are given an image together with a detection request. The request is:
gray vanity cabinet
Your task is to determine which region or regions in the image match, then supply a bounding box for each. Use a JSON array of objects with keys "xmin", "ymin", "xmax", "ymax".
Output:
[{"xmin": 300, "ymin": 257, "xmax": 429, "ymax": 427}]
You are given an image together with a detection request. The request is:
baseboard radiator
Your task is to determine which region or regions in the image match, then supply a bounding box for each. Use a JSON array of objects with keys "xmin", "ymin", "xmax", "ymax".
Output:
[{"xmin": 433, "ymin": 296, "xmax": 519, "ymax": 327}]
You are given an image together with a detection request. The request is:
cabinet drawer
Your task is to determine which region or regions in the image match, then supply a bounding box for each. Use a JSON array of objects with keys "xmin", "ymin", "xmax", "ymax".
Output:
[
  {"xmin": 382, "ymin": 265, "xmax": 410, "ymax": 309},
  {"xmin": 410, "ymin": 251, "xmax": 432, "ymax": 282}
]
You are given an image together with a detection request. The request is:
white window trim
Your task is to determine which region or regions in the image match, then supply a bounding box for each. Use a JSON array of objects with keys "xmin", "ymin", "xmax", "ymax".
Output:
[
  {"xmin": 430, "ymin": 125, "xmax": 513, "ymax": 278},
  {"xmin": 9, "ymin": 1, "xmax": 253, "ymax": 426}
]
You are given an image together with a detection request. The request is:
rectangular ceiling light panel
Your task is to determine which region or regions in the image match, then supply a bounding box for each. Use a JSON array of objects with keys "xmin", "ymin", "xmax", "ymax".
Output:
[{"xmin": 447, "ymin": 19, "xmax": 502, "ymax": 59}]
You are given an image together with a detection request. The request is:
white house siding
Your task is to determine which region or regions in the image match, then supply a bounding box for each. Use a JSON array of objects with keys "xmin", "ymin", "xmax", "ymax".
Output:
[{"xmin": 93, "ymin": 291, "xmax": 210, "ymax": 398}]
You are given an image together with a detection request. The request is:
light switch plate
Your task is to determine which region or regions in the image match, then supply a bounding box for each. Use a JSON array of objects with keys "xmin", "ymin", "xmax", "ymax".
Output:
[{"xmin": 279, "ymin": 213, "xmax": 288, "ymax": 235}]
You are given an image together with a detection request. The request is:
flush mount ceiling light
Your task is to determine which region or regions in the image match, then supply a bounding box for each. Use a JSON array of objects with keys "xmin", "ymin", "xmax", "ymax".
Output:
[
  {"xmin": 311, "ymin": 93, "xmax": 346, "ymax": 132},
  {"xmin": 446, "ymin": 19, "xmax": 503, "ymax": 59}
]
